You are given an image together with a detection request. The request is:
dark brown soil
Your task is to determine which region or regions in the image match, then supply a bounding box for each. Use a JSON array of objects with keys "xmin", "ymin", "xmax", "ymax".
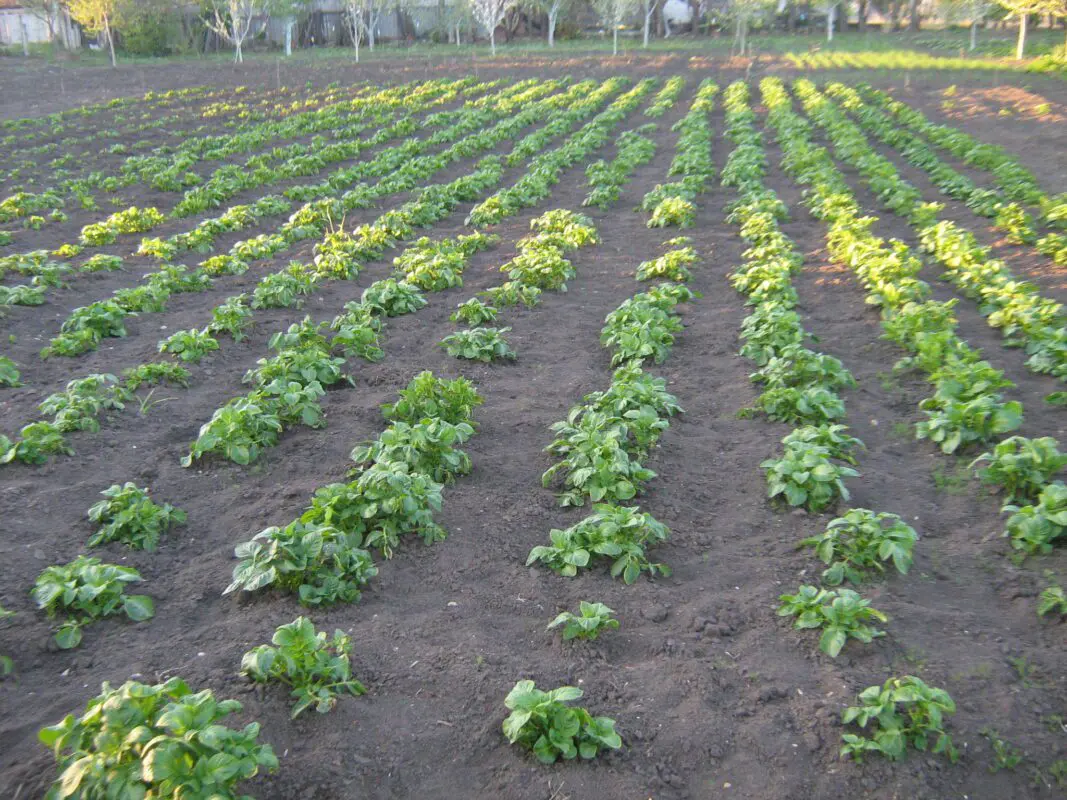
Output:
[{"xmin": 1, "ymin": 61, "xmax": 1065, "ymax": 800}]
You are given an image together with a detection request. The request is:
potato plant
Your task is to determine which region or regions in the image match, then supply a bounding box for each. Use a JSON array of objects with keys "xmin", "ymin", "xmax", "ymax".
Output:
[
  {"xmin": 502, "ymin": 681, "xmax": 622, "ymax": 764},
  {"xmin": 777, "ymin": 585, "xmax": 887, "ymax": 657},
  {"xmin": 0, "ymin": 356, "xmax": 21, "ymax": 387},
  {"xmin": 226, "ymin": 521, "xmax": 377, "ymax": 606},
  {"xmin": 548, "ymin": 601, "xmax": 619, "ymax": 641},
  {"xmin": 440, "ymin": 327, "xmax": 516, "ymax": 362},
  {"xmin": 158, "ymin": 328, "xmax": 219, "ymax": 363},
  {"xmin": 241, "ymin": 616, "xmax": 366, "ymax": 718},
  {"xmin": 381, "ymin": 371, "xmax": 483, "ymax": 425},
  {"xmin": 1003, "ymin": 482, "xmax": 1067, "ymax": 555},
  {"xmin": 87, "ymin": 482, "xmax": 187, "ymax": 551},
  {"xmin": 527, "ymin": 503, "xmax": 670, "ymax": 583},
  {"xmin": 32, "ymin": 556, "xmax": 154, "ymax": 648},
  {"xmin": 800, "ymin": 508, "xmax": 917, "ymax": 585},
  {"xmin": 39, "ymin": 677, "xmax": 277, "ymax": 799},
  {"xmin": 761, "ymin": 440, "xmax": 859, "ymax": 512},
  {"xmin": 971, "ymin": 436, "xmax": 1067, "ymax": 503},
  {"xmin": 450, "ymin": 298, "xmax": 499, "ymax": 326},
  {"xmin": 841, "ymin": 676, "xmax": 958, "ymax": 763},
  {"xmin": 351, "ymin": 418, "xmax": 474, "ymax": 484}
]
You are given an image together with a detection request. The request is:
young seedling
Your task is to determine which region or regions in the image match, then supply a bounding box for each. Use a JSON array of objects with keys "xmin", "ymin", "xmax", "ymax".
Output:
[
  {"xmin": 241, "ymin": 616, "xmax": 366, "ymax": 718},
  {"xmin": 502, "ymin": 680, "xmax": 622, "ymax": 764},
  {"xmin": 548, "ymin": 601, "xmax": 619, "ymax": 641}
]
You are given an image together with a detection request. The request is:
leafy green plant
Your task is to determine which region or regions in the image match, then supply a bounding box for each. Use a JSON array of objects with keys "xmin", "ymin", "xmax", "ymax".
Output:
[
  {"xmin": 1038, "ymin": 581, "xmax": 1067, "ymax": 617},
  {"xmin": 1003, "ymin": 482, "xmax": 1067, "ymax": 555},
  {"xmin": 777, "ymin": 585, "xmax": 887, "ymax": 657},
  {"xmin": 971, "ymin": 436, "xmax": 1067, "ymax": 503},
  {"xmin": 0, "ymin": 421, "xmax": 73, "ymax": 464},
  {"xmin": 548, "ymin": 601, "xmax": 619, "ymax": 641},
  {"xmin": 381, "ymin": 371, "xmax": 483, "ymax": 425},
  {"xmin": 39, "ymin": 677, "xmax": 277, "ymax": 800},
  {"xmin": 761, "ymin": 440, "xmax": 859, "ymax": 512},
  {"xmin": 123, "ymin": 361, "xmax": 190, "ymax": 391},
  {"xmin": 0, "ymin": 355, "xmax": 20, "ymax": 387},
  {"xmin": 300, "ymin": 462, "xmax": 446, "ymax": 558},
  {"xmin": 208, "ymin": 295, "xmax": 254, "ymax": 342},
  {"xmin": 636, "ymin": 245, "xmax": 699, "ymax": 283},
  {"xmin": 226, "ymin": 521, "xmax": 377, "ymax": 606},
  {"xmin": 527, "ymin": 503, "xmax": 670, "ymax": 583},
  {"xmin": 980, "ymin": 727, "xmax": 1023, "ymax": 773},
  {"xmin": 450, "ymin": 298, "xmax": 499, "ymax": 326},
  {"xmin": 502, "ymin": 680, "xmax": 622, "ymax": 764},
  {"xmin": 241, "ymin": 616, "xmax": 366, "ymax": 718},
  {"xmin": 441, "ymin": 327, "xmax": 516, "ymax": 362},
  {"xmin": 601, "ymin": 297, "xmax": 683, "ymax": 366},
  {"xmin": 480, "ymin": 281, "xmax": 542, "ymax": 308},
  {"xmin": 800, "ymin": 508, "xmax": 918, "ymax": 585},
  {"xmin": 32, "ymin": 556, "xmax": 154, "ymax": 649},
  {"xmin": 841, "ymin": 676, "xmax": 958, "ymax": 763},
  {"xmin": 87, "ymin": 482, "xmax": 186, "ymax": 551},
  {"xmin": 780, "ymin": 424, "xmax": 864, "ymax": 465},
  {"xmin": 39, "ymin": 374, "xmax": 129, "ymax": 433},
  {"xmin": 182, "ymin": 396, "xmax": 284, "ymax": 467},
  {"xmin": 647, "ymin": 196, "xmax": 696, "ymax": 228},
  {"xmin": 361, "ymin": 278, "xmax": 426, "ymax": 317},
  {"xmin": 541, "ymin": 416, "xmax": 656, "ymax": 507},
  {"xmin": 159, "ymin": 328, "xmax": 219, "ymax": 363},
  {"xmin": 351, "ymin": 418, "xmax": 474, "ymax": 484},
  {"xmin": 0, "ymin": 604, "xmax": 13, "ymax": 675}
]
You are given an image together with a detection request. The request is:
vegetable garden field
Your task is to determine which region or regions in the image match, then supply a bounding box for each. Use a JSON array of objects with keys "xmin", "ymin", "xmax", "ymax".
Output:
[{"xmin": 0, "ymin": 57, "xmax": 1065, "ymax": 799}]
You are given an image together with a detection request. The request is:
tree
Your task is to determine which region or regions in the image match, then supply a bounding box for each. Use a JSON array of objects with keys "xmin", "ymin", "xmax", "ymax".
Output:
[
  {"xmin": 725, "ymin": 0, "xmax": 772, "ymax": 54},
  {"xmin": 816, "ymin": 0, "xmax": 840, "ymax": 41},
  {"xmin": 272, "ymin": 0, "xmax": 308, "ymax": 55},
  {"xmin": 203, "ymin": 0, "xmax": 266, "ymax": 63},
  {"xmin": 908, "ymin": 0, "xmax": 921, "ymax": 29},
  {"xmin": 67, "ymin": 0, "xmax": 118, "ymax": 66},
  {"xmin": 471, "ymin": 0, "xmax": 514, "ymax": 54},
  {"xmin": 526, "ymin": 0, "xmax": 573, "ymax": 46},
  {"xmin": 342, "ymin": 0, "xmax": 368, "ymax": 59},
  {"xmin": 23, "ymin": 0, "xmax": 63, "ymax": 50},
  {"xmin": 939, "ymin": 0, "xmax": 995, "ymax": 50},
  {"xmin": 997, "ymin": 0, "xmax": 1053, "ymax": 58},
  {"xmin": 642, "ymin": 0, "xmax": 660, "ymax": 45},
  {"xmin": 592, "ymin": 0, "xmax": 638, "ymax": 54}
]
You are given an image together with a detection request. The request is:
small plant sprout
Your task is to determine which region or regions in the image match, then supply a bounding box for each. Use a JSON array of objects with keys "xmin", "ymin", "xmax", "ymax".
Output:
[
  {"xmin": 241, "ymin": 616, "xmax": 366, "ymax": 718},
  {"xmin": 777, "ymin": 585, "xmax": 887, "ymax": 657},
  {"xmin": 502, "ymin": 680, "xmax": 622, "ymax": 764},
  {"xmin": 548, "ymin": 601, "xmax": 619, "ymax": 641},
  {"xmin": 841, "ymin": 676, "xmax": 957, "ymax": 763}
]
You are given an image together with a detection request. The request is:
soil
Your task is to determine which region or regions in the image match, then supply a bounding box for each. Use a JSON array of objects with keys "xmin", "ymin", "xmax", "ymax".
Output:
[{"xmin": 0, "ymin": 57, "xmax": 1065, "ymax": 800}]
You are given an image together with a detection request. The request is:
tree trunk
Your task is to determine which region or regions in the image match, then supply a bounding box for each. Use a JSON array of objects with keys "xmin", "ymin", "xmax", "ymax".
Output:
[
  {"xmin": 548, "ymin": 8, "xmax": 556, "ymax": 45},
  {"xmin": 490, "ymin": 27, "xmax": 496, "ymax": 55},
  {"xmin": 612, "ymin": 26, "xmax": 618, "ymax": 54},
  {"xmin": 857, "ymin": 0, "xmax": 866, "ymax": 32},
  {"xmin": 104, "ymin": 14, "xmax": 116, "ymax": 66},
  {"xmin": 827, "ymin": 4, "xmax": 835, "ymax": 41},
  {"xmin": 908, "ymin": 0, "xmax": 919, "ymax": 31},
  {"xmin": 285, "ymin": 19, "xmax": 294, "ymax": 56},
  {"xmin": 20, "ymin": 15, "xmax": 29, "ymax": 56},
  {"xmin": 1015, "ymin": 12, "xmax": 1026, "ymax": 60},
  {"xmin": 969, "ymin": 19, "xmax": 977, "ymax": 50},
  {"xmin": 643, "ymin": 0, "xmax": 651, "ymax": 46},
  {"xmin": 369, "ymin": 15, "xmax": 376, "ymax": 49}
]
